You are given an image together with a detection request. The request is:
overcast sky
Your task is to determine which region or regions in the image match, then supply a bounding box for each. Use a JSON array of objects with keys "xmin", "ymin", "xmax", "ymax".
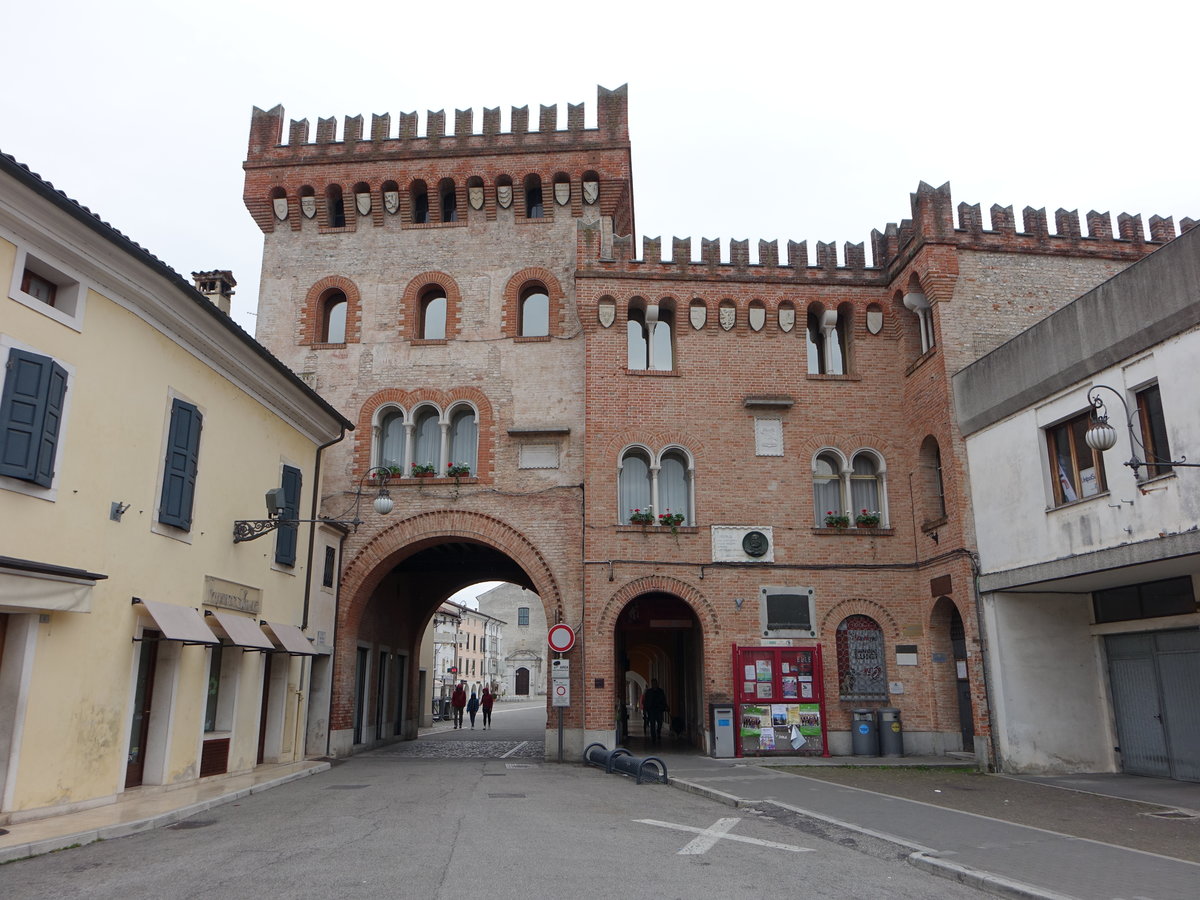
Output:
[{"xmin": 4, "ymin": 1, "xmax": 1195, "ymax": 334}]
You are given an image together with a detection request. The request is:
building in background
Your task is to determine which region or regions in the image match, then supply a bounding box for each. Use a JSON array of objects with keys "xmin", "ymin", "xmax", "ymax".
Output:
[
  {"xmin": 477, "ymin": 583, "xmax": 547, "ymax": 698},
  {"xmin": 0, "ymin": 152, "xmax": 352, "ymax": 822},
  {"xmin": 955, "ymin": 225, "xmax": 1200, "ymax": 780}
]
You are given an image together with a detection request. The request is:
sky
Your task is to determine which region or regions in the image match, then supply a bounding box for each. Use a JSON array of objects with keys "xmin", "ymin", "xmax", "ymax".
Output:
[{"xmin": 4, "ymin": 0, "xmax": 1196, "ymax": 337}]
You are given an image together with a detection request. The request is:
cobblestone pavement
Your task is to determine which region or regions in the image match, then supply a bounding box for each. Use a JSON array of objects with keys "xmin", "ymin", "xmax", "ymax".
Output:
[{"xmin": 365, "ymin": 739, "xmax": 546, "ymax": 759}]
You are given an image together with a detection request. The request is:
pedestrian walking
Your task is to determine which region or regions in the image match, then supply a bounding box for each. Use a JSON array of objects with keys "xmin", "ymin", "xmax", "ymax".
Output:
[
  {"xmin": 481, "ymin": 687, "xmax": 494, "ymax": 729},
  {"xmin": 643, "ymin": 679, "xmax": 667, "ymax": 744},
  {"xmin": 466, "ymin": 690, "xmax": 480, "ymax": 729},
  {"xmin": 451, "ymin": 681, "xmax": 467, "ymax": 729}
]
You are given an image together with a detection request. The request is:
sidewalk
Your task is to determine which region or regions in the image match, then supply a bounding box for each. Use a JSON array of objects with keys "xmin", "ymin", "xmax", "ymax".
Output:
[
  {"xmin": 644, "ymin": 746, "xmax": 1200, "ymax": 900},
  {"xmin": 0, "ymin": 760, "xmax": 328, "ymax": 864}
]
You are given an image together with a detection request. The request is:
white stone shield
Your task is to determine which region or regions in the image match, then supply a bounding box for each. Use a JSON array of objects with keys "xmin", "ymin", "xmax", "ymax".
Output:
[
  {"xmin": 272, "ymin": 197, "xmax": 288, "ymax": 220},
  {"xmin": 867, "ymin": 309, "xmax": 884, "ymax": 334},
  {"xmin": 355, "ymin": 192, "xmax": 371, "ymax": 216},
  {"xmin": 719, "ymin": 306, "xmax": 736, "ymax": 331},
  {"xmin": 554, "ymin": 182, "xmax": 570, "ymax": 206},
  {"xmin": 598, "ymin": 299, "xmax": 616, "ymax": 328},
  {"xmin": 384, "ymin": 191, "xmax": 400, "ymax": 214},
  {"xmin": 497, "ymin": 185, "xmax": 513, "ymax": 209},
  {"xmin": 749, "ymin": 306, "xmax": 766, "ymax": 332},
  {"xmin": 583, "ymin": 181, "xmax": 599, "ymax": 205},
  {"xmin": 469, "ymin": 186, "xmax": 484, "ymax": 210},
  {"xmin": 301, "ymin": 196, "xmax": 317, "ymax": 218},
  {"xmin": 689, "ymin": 303, "xmax": 706, "ymax": 330},
  {"xmin": 778, "ymin": 307, "xmax": 795, "ymax": 332}
]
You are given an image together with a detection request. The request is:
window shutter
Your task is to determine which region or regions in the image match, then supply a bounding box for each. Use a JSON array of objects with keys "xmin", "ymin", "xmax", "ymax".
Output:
[
  {"xmin": 158, "ymin": 399, "xmax": 203, "ymax": 529},
  {"xmin": 275, "ymin": 464, "xmax": 302, "ymax": 566},
  {"xmin": 0, "ymin": 348, "xmax": 68, "ymax": 487}
]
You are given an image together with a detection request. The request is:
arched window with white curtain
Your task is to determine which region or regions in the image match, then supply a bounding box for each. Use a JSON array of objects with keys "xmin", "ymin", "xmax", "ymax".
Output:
[
  {"xmin": 618, "ymin": 448, "xmax": 652, "ymax": 523},
  {"xmin": 850, "ymin": 450, "xmax": 888, "ymax": 527},
  {"xmin": 658, "ymin": 448, "xmax": 690, "ymax": 525},
  {"xmin": 448, "ymin": 406, "xmax": 478, "ymax": 474},
  {"xmin": 377, "ymin": 408, "xmax": 406, "ymax": 470},
  {"xmin": 813, "ymin": 451, "xmax": 846, "ymax": 525},
  {"xmin": 412, "ymin": 407, "xmax": 441, "ymax": 473}
]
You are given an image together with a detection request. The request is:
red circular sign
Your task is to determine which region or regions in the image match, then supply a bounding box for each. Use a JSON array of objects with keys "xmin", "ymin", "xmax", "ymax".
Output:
[{"xmin": 547, "ymin": 623, "xmax": 576, "ymax": 653}]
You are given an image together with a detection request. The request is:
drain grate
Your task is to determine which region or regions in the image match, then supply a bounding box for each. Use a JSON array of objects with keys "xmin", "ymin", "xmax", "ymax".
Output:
[
  {"xmin": 325, "ymin": 784, "xmax": 371, "ymax": 790},
  {"xmin": 505, "ymin": 763, "xmax": 537, "ymax": 769},
  {"xmin": 488, "ymin": 793, "xmax": 526, "ymax": 799}
]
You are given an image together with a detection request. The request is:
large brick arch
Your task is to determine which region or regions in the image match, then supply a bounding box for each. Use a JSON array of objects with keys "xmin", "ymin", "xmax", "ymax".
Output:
[
  {"xmin": 596, "ymin": 574, "xmax": 719, "ymax": 637},
  {"xmin": 339, "ymin": 510, "xmax": 564, "ymax": 636}
]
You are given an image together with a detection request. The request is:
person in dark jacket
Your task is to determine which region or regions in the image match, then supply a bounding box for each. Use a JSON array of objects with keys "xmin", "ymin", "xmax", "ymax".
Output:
[
  {"xmin": 466, "ymin": 690, "xmax": 480, "ymax": 729},
  {"xmin": 642, "ymin": 679, "xmax": 668, "ymax": 743},
  {"xmin": 451, "ymin": 681, "xmax": 467, "ymax": 729},
  {"xmin": 481, "ymin": 687, "xmax": 495, "ymax": 729}
]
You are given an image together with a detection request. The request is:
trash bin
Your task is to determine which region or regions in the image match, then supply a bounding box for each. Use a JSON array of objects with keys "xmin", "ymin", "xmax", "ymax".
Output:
[
  {"xmin": 877, "ymin": 707, "xmax": 903, "ymax": 757},
  {"xmin": 710, "ymin": 703, "xmax": 736, "ymax": 758},
  {"xmin": 851, "ymin": 708, "xmax": 879, "ymax": 756}
]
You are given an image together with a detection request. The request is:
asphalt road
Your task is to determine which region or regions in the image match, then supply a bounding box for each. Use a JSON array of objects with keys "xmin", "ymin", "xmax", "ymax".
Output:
[{"xmin": 0, "ymin": 705, "xmax": 981, "ymax": 899}]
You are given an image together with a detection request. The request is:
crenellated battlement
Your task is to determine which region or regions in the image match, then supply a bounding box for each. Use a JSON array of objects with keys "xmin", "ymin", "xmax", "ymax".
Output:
[
  {"xmin": 246, "ymin": 84, "xmax": 629, "ymax": 162},
  {"xmin": 582, "ymin": 180, "xmax": 1192, "ymax": 284}
]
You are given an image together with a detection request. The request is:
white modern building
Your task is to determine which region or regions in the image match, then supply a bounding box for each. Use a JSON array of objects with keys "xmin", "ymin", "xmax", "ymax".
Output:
[
  {"xmin": 477, "ymin": 583, "xmax": 546, "ymax": 698},
  {"xmin": 954, "ymin": 224, "xmax": 1200, "ymax": 781}
]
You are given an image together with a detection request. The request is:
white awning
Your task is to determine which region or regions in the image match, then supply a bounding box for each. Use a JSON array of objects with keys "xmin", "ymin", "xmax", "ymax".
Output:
[
  {"xmin": 205, "ymin": 610, "xmax": 274, "ymax": 650},
  {"xmin": 260, "ymin": 620, "xmax": 317, "ymax": 655},
  {"xmin": 0, "ymin": 556, "xmax": 105, "ymax": 614},
  {"xmin": 133, "ymin": 598, "xmax": 218, "ymax": 645}
]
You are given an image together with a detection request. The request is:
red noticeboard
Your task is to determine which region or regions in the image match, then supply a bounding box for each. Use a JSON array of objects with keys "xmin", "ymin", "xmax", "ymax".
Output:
[
  {"xmin": 547, "ymin": 623, "xmax": 576, "ymax": 653},
  {"xmin": 732, "ymin": 644, "xmax": 829, "ymax": 758}
]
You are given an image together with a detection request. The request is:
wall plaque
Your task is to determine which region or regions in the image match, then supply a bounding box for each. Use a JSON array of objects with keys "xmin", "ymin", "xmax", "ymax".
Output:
[
  {"xmin": 204, "ymin": 576, "xmax": 262, "ymax": 616},
  {"xmin": 519, "ymin": 443, "xmax": 559, "ymax": 469},
  {"xmin": 711, "ymin": 525, "xmax": 774, "ymax": 563},
  {"xmin": 754, "ymin": 418, "xmax": 783, "ymax": 456}
]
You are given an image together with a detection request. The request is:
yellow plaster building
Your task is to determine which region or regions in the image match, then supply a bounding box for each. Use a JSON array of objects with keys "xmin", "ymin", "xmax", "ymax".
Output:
[{"xmin": 0, "ymin": 153, "xmax": 353, "ymax": 822}]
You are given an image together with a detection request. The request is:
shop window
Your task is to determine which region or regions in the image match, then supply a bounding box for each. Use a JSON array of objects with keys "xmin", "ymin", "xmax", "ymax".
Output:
[
  {"xmin": 420, "ymin": 287, "xmax": 447, "ymax": 340},
  {"xmin": 1135, "ymin": 384, "xmax": 1172, "ymax": 478},
  {"xmin": 1094, "ymin": 576, "xmax": 1195, "ymax": 623},
  {"xmin": 204, "ymin": 642, "xmax": 239, "ymax": 733},
  {"xmin": 1046, "ymin": 410, "xmax": 1107, "ymax": 506},
  {"xmin": 0, "ymin": 347, "xmax": 68, "ymax": 488},
  {"xmin": 835, "ymin": 616, "xmax": 887, "ymax": 700}
]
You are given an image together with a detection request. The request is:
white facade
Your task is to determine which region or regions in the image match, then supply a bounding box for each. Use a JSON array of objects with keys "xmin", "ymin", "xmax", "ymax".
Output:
[{"xmin": 955, "ymin": 226, "xmax": 1200, "ymax": 780}]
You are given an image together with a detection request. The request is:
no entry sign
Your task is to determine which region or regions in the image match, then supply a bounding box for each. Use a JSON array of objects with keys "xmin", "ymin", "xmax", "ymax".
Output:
[{"xmin": 547, "ymin": 623, "xmax": 576, "ymax": 653}]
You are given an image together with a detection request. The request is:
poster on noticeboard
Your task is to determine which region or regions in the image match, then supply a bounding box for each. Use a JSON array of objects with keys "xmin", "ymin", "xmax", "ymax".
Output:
[{"xmin": 734, "ymin": 645, "xmax": 827, "ymax": 757}]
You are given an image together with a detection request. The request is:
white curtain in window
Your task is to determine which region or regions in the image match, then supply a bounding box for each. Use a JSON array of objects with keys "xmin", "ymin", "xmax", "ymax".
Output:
[
  {"xmin": 813, "ymin": 453, "xmax": 842, "ymax": 520},
  {"xmin": 850, "ymin": 456, "xmax": 880, "ymax": 514},
  {"xmin": 413, "ymin": 410, "xmax": 440, "ymax": 470},
  {"xmin": 448, "ymin": 408, "xmax": 477, "ymax": 472},
  {"xmin": 659, "ymin": 452, "xmax": 688, "ymax": 524},
  {"xmin": 619, "ymin": 452, "xmax": 652, "ymax": 521},
  {"xmin": 379, "ymin": 410, "xmax": 405, "ymax": 469}
]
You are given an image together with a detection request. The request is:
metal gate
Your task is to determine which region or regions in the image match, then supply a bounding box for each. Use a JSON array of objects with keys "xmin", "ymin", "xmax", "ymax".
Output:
[{"xmin": 1106, "ymin": 630, "xmax": 1200, "ymax": 782}]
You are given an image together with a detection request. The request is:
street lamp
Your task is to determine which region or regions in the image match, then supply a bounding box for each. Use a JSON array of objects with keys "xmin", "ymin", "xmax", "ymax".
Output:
[
  {"xmin": 233, "ymin": 466, "xmax": 397, "ymax": 543},
  {"xmin": 1084, "ymin": 385, "xmax": 1194, "ymax": 478}
]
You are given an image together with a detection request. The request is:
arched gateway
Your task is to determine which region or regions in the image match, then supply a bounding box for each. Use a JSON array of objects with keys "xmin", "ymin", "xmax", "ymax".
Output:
[{"xmin": 326, "ymin": 510, "xmax": 567, "ymax": 757}]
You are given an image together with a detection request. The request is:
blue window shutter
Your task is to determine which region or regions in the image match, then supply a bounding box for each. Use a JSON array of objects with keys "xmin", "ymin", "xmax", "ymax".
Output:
[
  {"xmin": 275, "ymin": 464, "xmax": 302, "ymax": 566},
  {"xmin": 0, "ymin": 348, "xmax": 68, "ymax": 487},
  {"xmin": 158, "ymin": 399, "xmax": 202, "ymax": 529}
]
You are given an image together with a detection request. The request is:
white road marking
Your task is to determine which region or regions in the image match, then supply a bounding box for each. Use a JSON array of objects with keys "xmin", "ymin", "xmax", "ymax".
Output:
[
  {"xmin": 635, "ymin": 817, "xmax": 814, "ymax": 855},
  {"xmin": 500, "ymin": 741, "xmax": 529, "ymax": 759}
]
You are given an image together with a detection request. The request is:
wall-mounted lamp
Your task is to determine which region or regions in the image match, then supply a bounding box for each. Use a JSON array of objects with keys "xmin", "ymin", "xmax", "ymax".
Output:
[
  {"xmin": 929, "ymin": 531, "xmax": 939, "ymax": 544},
  {"xmin": 1084, "ymin": 385, "xmax": 1195, "ymax": 477},
  {"xmin": 233, "ymin": 466, "xmax": 396, "ymax": 543},
  {"xmin": 110, "ymin": 501, "xmax": 131, "ymax": 522}
]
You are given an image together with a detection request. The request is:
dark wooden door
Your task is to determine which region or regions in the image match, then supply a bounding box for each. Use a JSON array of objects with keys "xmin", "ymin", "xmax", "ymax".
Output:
[
  {"xmin": 258, "ymin": 653, "xmax": 272, "ymax": 765},
  {"xmin": 515, "ymin": 667, "xmax": 530, "ymax": 695},
  {"xmin": 125, "ymin": 631, "xmax": 160, "ymax": 788}
]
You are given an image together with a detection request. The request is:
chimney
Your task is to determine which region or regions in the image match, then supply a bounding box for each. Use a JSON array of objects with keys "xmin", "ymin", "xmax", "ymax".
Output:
[{"xmin": 191, "ymin": 270, "xmax": 236, "ymax": 315}]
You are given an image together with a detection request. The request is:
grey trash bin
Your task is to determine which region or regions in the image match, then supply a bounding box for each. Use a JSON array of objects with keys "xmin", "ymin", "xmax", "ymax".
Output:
[
  {"xmin": 851, "ymin": 708, "xmax": 879, "ymax": 756},
  {"xmin": 877, "ymin": 707, "xmax": 903, "ymax": 757}
]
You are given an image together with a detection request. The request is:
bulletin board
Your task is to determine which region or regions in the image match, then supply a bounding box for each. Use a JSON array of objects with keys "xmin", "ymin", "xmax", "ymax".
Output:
[{"xmin": 732, "ymin": 644, "xmax": 829, "ymax": 757}]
